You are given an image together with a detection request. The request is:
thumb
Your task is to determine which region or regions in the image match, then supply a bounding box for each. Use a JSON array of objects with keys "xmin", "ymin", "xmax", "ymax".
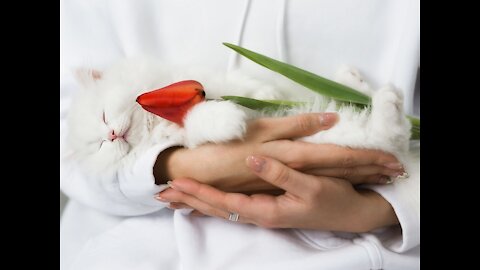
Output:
[{"xmin": 246, "ymin": 155, "xmax": 315, "ymax": 196}]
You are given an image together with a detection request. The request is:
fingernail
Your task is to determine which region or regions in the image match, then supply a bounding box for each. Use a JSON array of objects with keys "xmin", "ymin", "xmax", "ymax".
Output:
[
  {"xmin": 154, "ymin": 194, "xmax": 169, "ymax": 202},
  {"xmin": 388, "ymin": 171, "xmax": 404, "ymax": 177},
  {"xmin": 396, "ymin": 172, "xmax": 410, "ymax": 180},
  {"xmin": 319, "ymin": 113, "xmax": 338, "ymax": 126},
  {"xmin": 378, "ymin": 176, "xmax": 394, "ymax": 184},
  {"xmin": 246, "ymin": 156, "xmax": 266, "ymax": 173},
  {"xmin": 167, "ymin": 180, "xmax": 183, "ymax": 191},
  {"xmin": 384, "ymin": 162, "xmax": 403, "ymax": 170}
]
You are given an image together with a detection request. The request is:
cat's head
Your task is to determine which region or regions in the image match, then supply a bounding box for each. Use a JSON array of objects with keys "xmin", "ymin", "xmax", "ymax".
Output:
[{"xmin": 65, "ymin": 66, "xmax": 155, "ymax": 174}]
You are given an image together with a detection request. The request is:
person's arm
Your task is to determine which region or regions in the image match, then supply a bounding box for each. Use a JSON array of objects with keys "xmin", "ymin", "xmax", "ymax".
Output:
[
  {"xmin": 362, "ymin": 143, "xmax": 420, "ymax": 252},
  {"xmin": 152, "ymin": 114, "xmax": 339, "ymax": 192},
  {"xmin": 153, "ymin": 114, "xmax": 403, "ymax": 193},
  {"xmin": 157, "ymin": 155, "xmax": 398, "ymax": 233},
  {"xmin": 155, "ymin": 145, "xmax": 419, "ymax": 247}
]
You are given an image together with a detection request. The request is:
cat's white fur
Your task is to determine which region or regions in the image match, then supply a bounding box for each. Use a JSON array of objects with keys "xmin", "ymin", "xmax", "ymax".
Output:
[{"xmin": 66, "ymin": 58, "xmax": 411, "ymax": 177}]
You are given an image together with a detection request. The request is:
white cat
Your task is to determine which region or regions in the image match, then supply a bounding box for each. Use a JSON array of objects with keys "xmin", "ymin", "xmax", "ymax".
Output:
[
  {"xmin": 64, "ymin": 58, "xmax": 414, "ymax": 270},
  {"xmin": 66, "ymin": 58, "xmax": 410, "ymax": 179}
]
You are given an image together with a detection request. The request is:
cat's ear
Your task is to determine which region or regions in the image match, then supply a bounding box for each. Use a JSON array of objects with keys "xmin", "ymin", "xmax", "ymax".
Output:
[{"xmin": 74, "ymin": 68, "xmax": 103, "ymax": 87}]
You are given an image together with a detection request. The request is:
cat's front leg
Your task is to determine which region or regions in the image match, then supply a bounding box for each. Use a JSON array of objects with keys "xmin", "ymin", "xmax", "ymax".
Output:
[
  {"xmin": 368, "ymin": 86, "xmax": 411, "ymax": 154},
  {"xmin": 183, "ymin": 101, "xmax": 248, "ymax": 148},
  {"xmin": 334, "ymin": 66, "xmax": 374, "ymax": 97}
]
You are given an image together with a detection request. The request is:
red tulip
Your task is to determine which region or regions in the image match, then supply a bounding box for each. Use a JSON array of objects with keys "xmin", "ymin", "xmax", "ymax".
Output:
[{"xmin": 136, "ymin": 80, "xmax": 206, "ymax": 126}]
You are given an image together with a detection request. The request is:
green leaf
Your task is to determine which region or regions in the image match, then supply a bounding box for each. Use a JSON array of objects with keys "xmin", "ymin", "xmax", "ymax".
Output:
[
  {"xmin": 406, "ymin": 115, "xmax": 420, "ymax": 128},
  {"xmin": 407, "ymin": 115, "xmax": 420, "ymax": 140},
  {"xmin": 223, "ymin": 42, "xmax": 371, "ymax": 105},
  {"xmin": 221, "ymin": 96, "xmax": 300, "ymax": 110},
  {"xmin": 262, "ymin": 99, "xmax": 308, "ymax": 107},
  {"xmin": 223, "ymin": 43, "xmax": 419, "ymax": 140}
]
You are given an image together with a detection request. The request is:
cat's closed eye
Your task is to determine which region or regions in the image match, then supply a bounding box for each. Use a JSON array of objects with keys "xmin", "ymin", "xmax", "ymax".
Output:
[{"xmin": 102, "ymin": 111, "xmax": 107, "ymax": 124}]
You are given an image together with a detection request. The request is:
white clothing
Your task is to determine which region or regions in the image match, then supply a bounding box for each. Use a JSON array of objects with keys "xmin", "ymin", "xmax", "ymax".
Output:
[{"xmin": 60, "ymin": 0, "xmax": 420, "ymax": 269}]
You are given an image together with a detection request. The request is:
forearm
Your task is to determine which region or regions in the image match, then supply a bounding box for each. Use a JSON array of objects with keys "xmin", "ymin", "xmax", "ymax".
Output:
[
  {"xmin": 356, "ymin": 190, "xmax": 399, "ymax": 232},
  {"xmin": 153, "ymin": 146, "xmax": 278, "ymax": 193},
  {"xmin": 154, "ymin": 146, "xmax": 183, "ymax": 185},
  {"xmin": 363, "ymin": 148, "xmax": 420, "ymax": 251}
]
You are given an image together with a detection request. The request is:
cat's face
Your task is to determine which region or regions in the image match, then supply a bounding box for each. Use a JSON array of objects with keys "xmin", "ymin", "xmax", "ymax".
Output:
[{"xmin": 66, "ymin": 69, "xmax": 153, "ymax": 173}]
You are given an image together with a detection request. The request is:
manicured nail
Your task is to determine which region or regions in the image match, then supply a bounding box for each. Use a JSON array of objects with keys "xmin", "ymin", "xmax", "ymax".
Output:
[
  {"xmin": 246, "ymin": 156, "xmax": 266, "ymax": 173},
  {"xmin": 319, "ymin": 113, "xmax": 338, "ymax": 126},
  {"xmin": 154, "ymin": 194, "xmax": 169, "ymax": 202},
  {"xmin": 396, "ymin": 172, "xmax": 410, "ymax": 180},
  {"xmin": 378, "ymin": 176, "xmax": 394, "ymax": 184},
  {"xmin": 384, "ymin": 162, "xmax": 403, "ymax": 170},
  {"xmin": 388, "ymin": 171, "xmax": 403, "ymax": 177},
  {"xmin": 167, "ymin": 180, "xmax": 180, "ymax": 190},
  {"xmin": 167, "ymin": 180, "xmax": 184, "ymax": 191}
]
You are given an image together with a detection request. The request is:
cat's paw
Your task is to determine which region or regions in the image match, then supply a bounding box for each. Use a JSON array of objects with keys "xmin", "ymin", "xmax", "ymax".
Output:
[
  {"xmin": 369, "ymin": 85, "xmax": 411, "ymax": 152},
  {"xmin": 225, "ymin": 72, "xmax": 284, "ymax": 100},
  {"xmin": 184, "ymin": 101, "xmax": 247, "ymax": 148},
  {"xmin": 150, "ymin": 116, "xmax": 186, "ymax": 145},
  {"xmin": 334, "ymin": 65, "xmax": 373, "ymax": 96},
  {"xmin": 372, "ymin": 85, "xmax": 404, "ymax": 118},
  {"xmin": 249, "ymin": 85, "xmax": 283, "ymax": 100}
]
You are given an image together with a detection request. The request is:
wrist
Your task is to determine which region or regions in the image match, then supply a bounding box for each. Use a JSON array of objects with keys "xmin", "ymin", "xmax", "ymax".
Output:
[
  {"xmin": 153, "ymin": 146, "xmax": 185, "ymax": 185},
  {"xmin": 356, "ymin": 190, "xmax": 399, "ymax": 232}
]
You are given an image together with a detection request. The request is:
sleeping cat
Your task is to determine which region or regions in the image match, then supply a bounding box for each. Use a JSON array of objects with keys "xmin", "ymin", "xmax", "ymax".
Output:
[
  {"xmin": 65, "ymin": 58, "xmax": 410, "ymax": 180},
  {"xmin": 64, "ymin": 58, "xmax": 413, "ymax": 270}
]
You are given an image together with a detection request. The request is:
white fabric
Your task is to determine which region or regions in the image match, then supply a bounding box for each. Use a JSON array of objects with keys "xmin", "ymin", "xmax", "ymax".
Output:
[{"xmin": 60, "ymin": 0, "xmax": 420, "ymax": 269}]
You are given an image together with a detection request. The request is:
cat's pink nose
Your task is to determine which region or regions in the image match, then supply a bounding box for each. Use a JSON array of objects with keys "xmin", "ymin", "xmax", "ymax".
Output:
[{"xmin": 108, "ymin": 131, "xmax": 118, "ymax": 141}]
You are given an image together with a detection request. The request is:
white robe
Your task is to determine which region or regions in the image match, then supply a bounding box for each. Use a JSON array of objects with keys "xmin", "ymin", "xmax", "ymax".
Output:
[{"xmin": 60, "ymin": 0, "xmax": 420, "ymax": 269}]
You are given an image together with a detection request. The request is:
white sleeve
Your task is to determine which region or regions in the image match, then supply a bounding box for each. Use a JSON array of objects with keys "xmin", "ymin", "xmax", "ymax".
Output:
[
  {"xmin": 60, "ymin": 74, "xmax": 177, "ymax": 216},
  {"xmin": 364, "ymin": 142, "xmax": 420, "ymax": 252}
]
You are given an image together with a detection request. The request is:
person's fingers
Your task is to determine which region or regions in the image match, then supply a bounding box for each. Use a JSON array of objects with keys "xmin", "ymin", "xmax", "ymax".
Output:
[
  {"xmin": 189, "ymin": 210, "xmax": 206, "ymax": 217},
  {"xmin": 248, "ymin": 113, "xmax": 338, "ymax": 142},
  {"xmin": 189, "ymin": 209, "xmax": 250, "ymax": 223},
  {"xmin": 362, "ymin": 174, "xmax": 394, "ymax": 185},
  {"xmin": 168, "ymin": 178, "xmax": 256, "ymax": 214},
  {"xmin": 157, "ymin": 188, "xmax": 233, "ymax": 220},
  {"xmin": 169, "ymin": 178, "xmax": 281, "ymax": 225},
  {"xmin": 243, "ymin": 189, "xmax": 285, "ymax": 196},
  {"xmin": 312, "ymin": 173, "xmax": 390, "ymax": 185},
  {"xmin": 246, "ymin": 155, "xmax": 317, "ymax": 197},
  {"xmin": 304, "ymin": 165, "xmax": 402, "ymax": 184},
  {"xmin": 167, "ymin": 202, "xmax": 192, "ymax": 209},
  {"xmin": 263, "ymin": 142, "xmax": 401, "ymax": 169}
]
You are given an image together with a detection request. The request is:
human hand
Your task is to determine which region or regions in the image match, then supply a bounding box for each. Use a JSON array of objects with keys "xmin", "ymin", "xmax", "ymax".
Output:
[
  {"xmin": 259, "ymin": 141, "xmax": 405, "ymax": 185},
  {"xmin": 154, "ymin": 113, "xmax": 404, "ymax": 193},
  {"xmin": 157, "ymin": 155, "xmax": 399, "ymax": 233},
  {"xmin": 154, "ymin": 113, "xmax": 340, "ymax": 192}
]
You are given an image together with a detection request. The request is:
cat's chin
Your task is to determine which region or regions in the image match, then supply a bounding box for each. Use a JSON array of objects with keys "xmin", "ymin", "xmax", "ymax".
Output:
[
  {"xmin": 80, "ymin": 156, "xmax": 125, "ymax": 176},
  {"xmin": 76, "ymin": 141, "xmax": 131, "ymax": 174}
]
